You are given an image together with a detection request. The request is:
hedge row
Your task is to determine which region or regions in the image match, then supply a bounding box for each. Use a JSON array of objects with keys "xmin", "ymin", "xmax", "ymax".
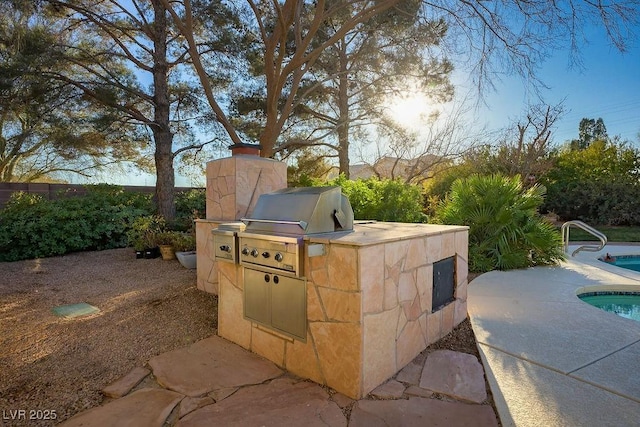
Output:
[
  {"xmin": 0, "ymin": 185, "xmax": 204, "ymax": 262},
  {"xmin": 544, "ymin": 181, "xmax": 640, "ymax": 226}
]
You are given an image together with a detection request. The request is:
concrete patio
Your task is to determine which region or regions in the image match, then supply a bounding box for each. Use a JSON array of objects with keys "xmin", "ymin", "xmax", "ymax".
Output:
[{"xmin": 468, "ymin": 244, "xmax": 640, "ymax": 427}]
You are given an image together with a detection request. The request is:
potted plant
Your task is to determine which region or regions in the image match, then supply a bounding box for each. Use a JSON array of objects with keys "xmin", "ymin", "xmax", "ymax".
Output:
[
  {"xmin": 141, "ymin": 229, "xmax": 160, "ymax": 259},
  {"xmin": 131, "ymin": 236, "xmax": 146, "ymax": 259},
  {"xmin": 127, "ymin": 215, "xmax": 165, "ymax": 259},
  {"xmin": 156, "ymin": 231, "xmax": 178, "ymax": 260},
  {"xmin": 173, "ymin": 233, "xmax": 197, "ymax": 269}
]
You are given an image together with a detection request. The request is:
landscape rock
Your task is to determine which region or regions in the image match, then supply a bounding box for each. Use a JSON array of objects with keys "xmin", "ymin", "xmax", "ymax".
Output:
[
  {"xmin": 177, "ymin": 377, "xmax": 346, "ymax": 427},
  {"xmin": 60, "ymin": 388, "xmax": 183, "ymax": 427},
  {"xmin": 102, "ymin": 367, "xmax": 150, "ymax": 398},
  {"xmin": 404, "ymin": 385, "xmax": 433, "ymax": 398},
  {"xmin": 149, "ymin": 335, "xmax": 282, "ymax": 396},
  {"xmin": 420, "ymin": 349, "xmax": 487, "ymax": 403},
  {"xmin": 396, "ymin": 361, "xmax": 422, "ymax": 384},
  {"xmin": 208, "ymin": 387, "xmax": 238, "ymax": 402},
  {"xmin": 331, "ymin": 392, "xmax": 354, "ymax": 408},
  {"xmin": 178, "ymin": 396, "xmax": 215, "ymax": 418},
  {"xmin": 370, "ymin": 380, "xmax": 405, "ymax": 399}
]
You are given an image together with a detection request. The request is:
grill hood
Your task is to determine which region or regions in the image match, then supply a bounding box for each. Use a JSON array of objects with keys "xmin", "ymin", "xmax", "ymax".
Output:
[{"xmin": 241, "ymin": 186, "xmax": 353, "ymax": 235}]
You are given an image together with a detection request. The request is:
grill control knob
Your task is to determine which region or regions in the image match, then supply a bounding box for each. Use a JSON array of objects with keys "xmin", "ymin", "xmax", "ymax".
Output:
[
  {"xmin": 219, "ymin": 245, "xmax": 231, "ymax": 253},
  {"xmin": 250, "ymin": 249, "xmax": 259, "ymax": 258},
  {"xmin": 262, "ymin": 252, "xmax": 270, "ymax": 258},
  {"xmin": 274, "ymin": 252, "xmax": 283, "ymax": 262},
  {"xmin": 241, "ymin": 247, "xmax": 250, "ymax": 256}
]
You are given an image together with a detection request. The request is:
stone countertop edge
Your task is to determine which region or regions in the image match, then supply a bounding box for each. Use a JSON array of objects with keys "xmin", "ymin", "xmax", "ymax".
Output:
[{"xmin": 305, "ymin": 222, "xmax": 469, "ymax": 247}]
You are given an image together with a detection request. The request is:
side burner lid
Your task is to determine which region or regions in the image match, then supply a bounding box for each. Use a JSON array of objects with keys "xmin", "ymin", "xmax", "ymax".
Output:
[{"xmin": 216, "ymin": 222, "xmax": 246, "ymax": 232}]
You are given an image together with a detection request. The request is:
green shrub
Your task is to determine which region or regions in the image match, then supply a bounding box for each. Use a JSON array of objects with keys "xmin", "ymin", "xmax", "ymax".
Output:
[
  {"xmin": 327, "ymin": 175, "xmax": 427, "ymax": 223},
  {"xmin": 544, "ymin": 180, "xmax": 640, "ymax": 226},
  {"xmin": 126, "ymin": 215, "xmax": 166, "ymax": 250},
  {"xmin": 0, "ymin": 185, "xmax": 153, "ymax": 262},
  {"xmin": 435, "ymin": 174, "xmax": 565, "ymax": 273},
  {"xmin": 173, "ymin": 232, "xmax": 196, "ymax": 252},
  {"xmin": 541, "ymin": 140, "xmax": 640, "ymax": 225},
  {"xmin": 155, "ymin": 230, "xmax": 182, "ymax": 247},
  {"xmin": 171, "ymin": 188, "xmax": 206, "ymax": 231}
]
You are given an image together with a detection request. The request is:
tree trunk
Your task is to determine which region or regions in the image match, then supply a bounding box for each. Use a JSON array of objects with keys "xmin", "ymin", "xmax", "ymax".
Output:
[
  {"xmin": 337, "ymin": 40, "xmax": 350, "ymax": 178},
  {"xmin": 259, "ymin": 114, "xmax": 278, "ymax": 158},
  {"xmin": 151, "ymin": 0, "xmax": 175, "ymax": 221},
  {"xmin": 154, "ymin": 129, "xmax": 175, "ymax": 220}
]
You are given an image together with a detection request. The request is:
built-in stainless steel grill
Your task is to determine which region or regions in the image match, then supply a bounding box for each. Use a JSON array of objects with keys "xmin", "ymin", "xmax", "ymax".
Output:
[
  {"xmin": 212, "ymin": 222, "xmax": 246, "ymax": 264},
  {"xmin": 241, "ymin": 186, "xmax": 354, "ymax": 236},
  {"xmin": 237, "ymin": 186, "xmax": 354, "ymax": 277},
  {"xmin": 231, "ymin": 186, "xmax": 354, "ymax": 342}
]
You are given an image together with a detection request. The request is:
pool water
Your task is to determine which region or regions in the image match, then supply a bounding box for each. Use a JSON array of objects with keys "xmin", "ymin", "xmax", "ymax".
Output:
[
  {"xmin": 600, "ymin": 254, "xmax": 640, "ymax": 272},
  {"xmin": 579, "ymin": 292, "xmax": 640, "ymax": 322}
]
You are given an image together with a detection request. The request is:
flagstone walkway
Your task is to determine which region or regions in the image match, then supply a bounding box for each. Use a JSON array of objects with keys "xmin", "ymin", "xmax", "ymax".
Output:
[{"xmin": 60, "ymin": 335, "xmax": 498, "ymax": 426}]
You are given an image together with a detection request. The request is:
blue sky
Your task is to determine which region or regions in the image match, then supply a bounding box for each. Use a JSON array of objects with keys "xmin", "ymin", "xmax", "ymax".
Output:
[
  {"xmin": 476, "ymin": 32, "xmax": 640, "ymax": 146},
  {"xmin": 87, "ymin": 20, "xmax": 639, "ymax": 187}
]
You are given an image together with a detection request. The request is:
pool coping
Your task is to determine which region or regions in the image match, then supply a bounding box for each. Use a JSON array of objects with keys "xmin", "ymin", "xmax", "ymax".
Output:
[{"xmin": 468, "ymin": 244, "xmax": 640, "ymax": 427}]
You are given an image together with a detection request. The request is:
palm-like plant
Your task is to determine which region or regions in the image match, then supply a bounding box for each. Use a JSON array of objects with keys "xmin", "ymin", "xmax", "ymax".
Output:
[{"xmin": 436, "ymin": 174, "xmax": 565, "ymax": 272}]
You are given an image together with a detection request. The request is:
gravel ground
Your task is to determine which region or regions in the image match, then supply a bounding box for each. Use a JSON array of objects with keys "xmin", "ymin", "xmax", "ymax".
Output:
[
  {"xmin": 0, "ymin": 250, "xmax": 491, "ymax": 426},
  {"xmin": 0, "ymin": 248, "xmax": 217, "ymax": 426}
]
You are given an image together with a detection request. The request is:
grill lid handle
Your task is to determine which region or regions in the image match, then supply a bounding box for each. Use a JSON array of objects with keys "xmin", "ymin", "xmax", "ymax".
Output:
[
  {"xmin": 333, "ymin": 208, "xmax": 347, "ymax": 229},
  {"xmin": 240, "ymin": 218, "xmax": 308, "ymax": 230}
]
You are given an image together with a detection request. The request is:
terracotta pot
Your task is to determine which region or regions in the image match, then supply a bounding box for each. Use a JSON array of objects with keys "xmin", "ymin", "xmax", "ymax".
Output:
[{"xmin": 159, "ymin": 244, "xmax": 176, "ymax": 260}]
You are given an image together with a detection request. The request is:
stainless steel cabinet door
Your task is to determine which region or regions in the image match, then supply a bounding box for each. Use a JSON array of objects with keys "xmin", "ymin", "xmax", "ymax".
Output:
[
  {"xmin": 243, "ymin": 268, "xmax": 307, "ymax": 341},
  {"xmin": 271, "ymin": 274, "xmax": 306, "ymax": 341},
  {"xmin": 244, "ymin": 268, "xmax": 271, "ymax": 326}
]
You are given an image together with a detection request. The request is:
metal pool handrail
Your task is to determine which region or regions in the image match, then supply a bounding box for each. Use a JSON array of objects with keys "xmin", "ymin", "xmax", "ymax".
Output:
[{"xmin": 561, "ymin": 220, "xmax": 608, "ymax": 256}]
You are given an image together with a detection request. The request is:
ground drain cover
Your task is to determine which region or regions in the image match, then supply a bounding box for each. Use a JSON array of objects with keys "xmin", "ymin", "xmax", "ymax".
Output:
[{"xmin": 52, "ymin": 303, "xmax": 100, "ymax": 319}]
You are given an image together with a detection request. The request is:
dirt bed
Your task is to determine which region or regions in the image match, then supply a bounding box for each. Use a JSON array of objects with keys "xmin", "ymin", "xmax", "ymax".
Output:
[
  {"xmin": 0, "ymin": 249, "xmax": 488, "ymax": 426},
  {"xmin": 0, "ymin": 248, "xmax": 217, "ymax": 425}
]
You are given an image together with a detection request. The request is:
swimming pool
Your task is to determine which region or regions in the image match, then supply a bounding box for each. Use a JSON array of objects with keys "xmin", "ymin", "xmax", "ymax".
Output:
[
  {"xmin": 599, "ymin": 254, "xmax": 640, "ymax": 272},
  {"xmin": 578, "ymin": 292, "xmax": 640, "ymax": 322}
]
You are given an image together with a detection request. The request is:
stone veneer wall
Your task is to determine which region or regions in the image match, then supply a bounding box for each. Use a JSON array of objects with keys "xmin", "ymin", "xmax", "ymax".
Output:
[
  {"xmin": 217, "ymin": 226, "xmax": 468, "ymax": 399},
  {"xmin": 205, "ymin": 155, "xmax": 287, "ymax": 221},
  {"xmin": 196, "ymin": 155, "xmax": 287, "ymax": 295},
  {"xmin": 359, "ymin": 231, "xmax": 468, "ymax": 394},
  {"xmin": 195, "ymin": 220, "xmax": 222, "ymax": 294}
]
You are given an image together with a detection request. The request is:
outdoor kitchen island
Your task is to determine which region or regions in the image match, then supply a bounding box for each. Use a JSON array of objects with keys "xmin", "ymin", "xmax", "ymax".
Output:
[{"xmin": 216, "ymin": 219, "xmax": 469, "ymax": 400}]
